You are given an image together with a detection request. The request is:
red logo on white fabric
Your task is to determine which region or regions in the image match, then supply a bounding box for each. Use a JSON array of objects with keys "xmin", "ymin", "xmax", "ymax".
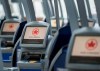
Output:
[
  {"xmin": 86, "ymin": 39, "xmax": 97, "ymax": 50},
  {"xmin": 9, "ymin": 24, "xmax": 14, "ymax": 29},
  {"xmin": 32, "ymin": 28, "xmax": 39, "ymax": 36}
]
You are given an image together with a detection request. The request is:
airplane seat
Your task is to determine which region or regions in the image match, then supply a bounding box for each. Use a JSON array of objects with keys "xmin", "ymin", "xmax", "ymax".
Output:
[
  {"xmin": 49, "ymin": 22, "xmax": 71, "ymax": 63},
  {"xmin": 44, "ymin": 22, "xmax": 71, "ymax": 71},
  {"xmin": 55, "ymin": 27, "xmax": 100, "ymax": 71},
  {"xmin": 16, "ymin": 21, "xmax": 53, "ymax": 71},
  {"xmin": 12, "ymin": 27, "xmax": 53, "ymax": 68},
  {"xmin": 48, "ymin": 35, "xmax": 53, "ymax": 45},
  {"xmin": 13, "ymin": 21, "xmax": 27, "ymax": 44},
  {"xmin": 12, "ymin": 39, "xmax": 20, "ymax": 67},
  {"xmin": 51, "ymin": 45, "xmax": 68, "ymax": 71},
  {"xmin": 11, "ymin": 21, "xmax": 27, "ymax": 67},
  {"xmin": 0, "ymin": 40, "xmax": 19, "ymax": 71},
  {"xmin": 0, "ymin": 19, "xmax": 20, "ymax": 47},
  {"xmin": 0, "ymin": 19, "xmax": 27, "ymax": 67}
]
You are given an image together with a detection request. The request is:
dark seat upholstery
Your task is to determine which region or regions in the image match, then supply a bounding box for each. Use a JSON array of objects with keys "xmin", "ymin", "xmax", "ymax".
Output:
[
  {"xmin": 49, "ymin": 23, "xmax": 71, "ymax": 68},
  {"xmin": 12, "ymin": 21, "xmax": 27, "ymax": 67}
]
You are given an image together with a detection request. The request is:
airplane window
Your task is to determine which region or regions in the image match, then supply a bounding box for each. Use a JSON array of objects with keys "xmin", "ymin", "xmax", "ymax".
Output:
[
  {"xmin": 32, "ymin": 0, "xmax": 45, "ymax": 19},
  {"xmin": 89, "ymin": 0, "xmax": 96, "ymax": 15},
  {"xmin": 50, "ymin": 0, "xmax": 61, "ymax": 18},
  {"xmin": 73, "ymin": 0, "xmax": 97, "ymax": 20},
  {"xmin": 0, "ymin": 4, "xmax": 5, "ymax": 18},
  {"xmin": 9, "ymin": 0, "xmax": 20, "ymax": 18},
  {"xmin": 74, "ymin": 0, "xmax": 80, "ymax": 18},
  {"xmin": 84, "ymin": 0, "xmax": 97, "ymax": 20},
  {"xmin": 60, "ymin": 0, "xmax": 68, "ymax": 19},
  {"xmin": 89, "ymin": 0, "xmax": 98, "ymax": 25},
  {"xmin": 59, "ymin": 0, "xmax": 69, "ymax": 24},
  {"xmin": 21, "ymin": 3, "xmax": 26, "ymax": 20}
]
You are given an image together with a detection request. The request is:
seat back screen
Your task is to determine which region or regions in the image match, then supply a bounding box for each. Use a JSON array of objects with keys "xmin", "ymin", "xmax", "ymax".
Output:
[
  {"xmin": 22, "ymin": 27, "xmax": 47, "ymax": 44},
  {"xmin": 70, "ymin": 36, "xmax": 100, "ymax": 64},
  {"xmin": 2, "ymin": 23, "xmax": 19, "ymax": 35}
]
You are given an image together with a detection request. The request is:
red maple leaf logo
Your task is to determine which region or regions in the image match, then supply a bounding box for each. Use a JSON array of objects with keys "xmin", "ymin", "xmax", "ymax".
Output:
[
  {"xmin": 32, "ymin": 28, "xmax": 39, "ymax": 36},
  {"xmin": 9, "ymin": 24, "xmax": 14, "ymax": 29},
  {"xmin": 86, "ymin": 39, "xmax": 97, "ymax": 50}
]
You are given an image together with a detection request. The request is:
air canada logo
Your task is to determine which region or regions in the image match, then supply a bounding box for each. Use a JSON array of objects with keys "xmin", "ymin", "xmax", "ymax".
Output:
[
  {"xmin": 32, "ymin": 28, "xmax": 39, "ymax": 36},
  {"xmin": 86, "ymin": 39, "xmax": 98, "ymax": 50},
  {"xmin": 9, "ymin": 24, "xmax": 14, "ymax": 29}
]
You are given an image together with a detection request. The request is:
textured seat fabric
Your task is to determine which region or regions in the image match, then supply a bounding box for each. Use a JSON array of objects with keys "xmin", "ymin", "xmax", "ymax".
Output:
[
  {"xmin": 53, "ymin": 47, "xmax": 68, "ymax": 71},
  {"xmin": 12, "ymin": 21, "xmax": 27, "ymax": 67},
  {"xmin": 13, "ymin": 21, "xmax": 27, "ymax": 44},
  {"xmin": 49, "ymin": 23, "xmax": 71, "ymax": 71}
]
